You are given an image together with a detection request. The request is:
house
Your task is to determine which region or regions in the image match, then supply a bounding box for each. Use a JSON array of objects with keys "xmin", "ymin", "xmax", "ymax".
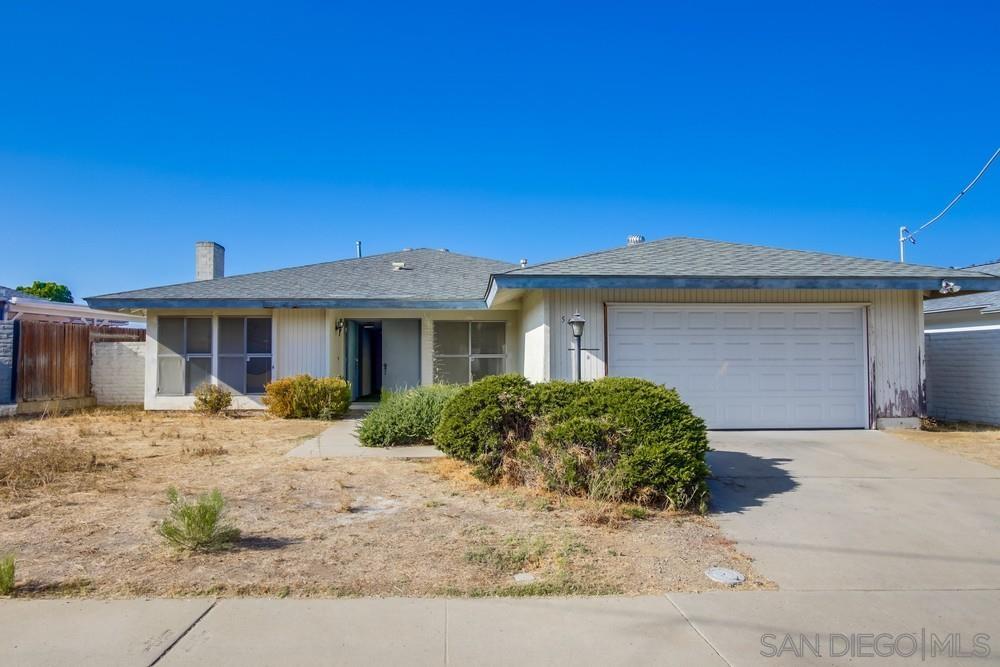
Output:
[
  {"xmin": 1, "ymin": 284, "xmax": 144, "ymax": 326},
  {"xmin": 1, "ymin": 286, "xmax": 145, "ymax": 412},
  {"xmin": 85, "ymin": 238, "xmax": 1000, "ymax": 429},
  {"xmin": 924, "ymin": 261, "xmax": 1000, "ymax": 425}
]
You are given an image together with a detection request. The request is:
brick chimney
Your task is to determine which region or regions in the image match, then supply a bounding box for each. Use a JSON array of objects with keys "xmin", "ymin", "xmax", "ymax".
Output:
[{"xmin": 195, "ymin": 241, "xmax": 225, "ymax": 280}]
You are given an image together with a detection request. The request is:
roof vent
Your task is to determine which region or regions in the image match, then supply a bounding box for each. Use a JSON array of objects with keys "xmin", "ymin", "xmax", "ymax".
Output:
[
  {"xmin": 626, "ymin": 234, "xmax": 645, "ymax": 247},
  {"xmin": 519, "ymin": 259, "xmax": 528, "ymax": 268},
  {"xmin": 439, "ymin": 248, "xmax": 450, "ymax": 252},
  {"xmin": 392, "ymin": 261, "xmax": 407, "ymax": 271}
]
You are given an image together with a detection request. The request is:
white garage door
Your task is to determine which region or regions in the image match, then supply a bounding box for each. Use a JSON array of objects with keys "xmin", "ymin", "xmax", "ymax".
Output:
[{"xmin": 607, "ymin": 304, "xmax": 868, "ymax": 429}]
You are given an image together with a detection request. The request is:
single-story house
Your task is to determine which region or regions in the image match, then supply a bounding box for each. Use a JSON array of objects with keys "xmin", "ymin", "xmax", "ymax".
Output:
[
  {"xmin": 86, "ymin": 238, "xmax": 1000, "ymax": 429},
  {"xmin": 924, "ymin": 261, "xmax": 1000, "ymax": 425}
]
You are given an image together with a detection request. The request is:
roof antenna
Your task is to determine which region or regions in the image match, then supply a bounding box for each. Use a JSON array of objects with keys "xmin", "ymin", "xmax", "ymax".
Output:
[
  {"xmin": 899, "ymin": 147, "xmax": 999, "ymax": 262},
  {"xmin": 356, "ymin": 240, "xmax": 362, "ymax": 258}
]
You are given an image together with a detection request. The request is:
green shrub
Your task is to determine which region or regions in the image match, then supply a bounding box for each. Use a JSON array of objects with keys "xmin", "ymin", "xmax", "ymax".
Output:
[
  {"xmin": 157, "ymin": 487, "xmax": 241, "ymax": 552},
  {"xmin": 560, "ymin": 378, "xmax": 710, "ymax": 509},
  {"xmin": 358, "ymin": 385, "xmax": 462, "ymax": 447},
  {"xmin": 434, "ymin": 375, "xmax": 710, "ymax": 510},
  {"xmin": 263, "ymin": 375, "xmax": 351, "ymax": 420},
  {"xmin": 525, "ymin": 380, "xmax": 587, "ymax": 415},
  {"xmin": 433, "ymin": 374, "xmax": 534, "ymax": 481},
  {"xmin": 0, "ymin": 555, "xmax": 14, "ymax": 596},
  {"xmin": 193, "ymin": 383, "xmax": 232, "ymax": 414}
]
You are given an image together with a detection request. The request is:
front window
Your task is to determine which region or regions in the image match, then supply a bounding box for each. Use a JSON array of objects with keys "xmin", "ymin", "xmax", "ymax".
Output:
[
  {"xmin": 433, "ymin": 321, "xmax": 506, "ymax": 384},
  {"xmin": 156, "ymin": 317, "xmax": 212, "ymax": 395},
  {"xmin": 218, "ymin": 317, "xmax": 272, "ymax": 394},
  {"xmin": 156, "ymin": 316, "xmax": 272, "ymax": 396}
]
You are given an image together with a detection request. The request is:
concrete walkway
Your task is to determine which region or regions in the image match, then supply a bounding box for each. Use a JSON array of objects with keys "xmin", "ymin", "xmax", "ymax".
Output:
[{"xmin": 285, "ymin": 416, "xmax": 444, "ymax": 459}]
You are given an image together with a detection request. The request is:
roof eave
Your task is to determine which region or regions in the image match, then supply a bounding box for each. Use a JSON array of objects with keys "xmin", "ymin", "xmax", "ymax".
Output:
[
  {"xmin": 84, "ymin": 297, "xmax": 490, "ymax": 310},
  {"xmin": 491, "ymin": 275, "xmax": 1000, "ymax": 291}
]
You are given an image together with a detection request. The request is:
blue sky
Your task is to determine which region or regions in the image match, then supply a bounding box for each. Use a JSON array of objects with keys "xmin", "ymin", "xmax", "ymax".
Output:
[{"xmin": 1, "ymin": 2, "xmax": 998, "ymax": 301}]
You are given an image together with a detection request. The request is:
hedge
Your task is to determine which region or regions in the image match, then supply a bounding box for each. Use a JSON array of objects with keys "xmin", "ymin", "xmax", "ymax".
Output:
[{"xmin": 433, "ymin": 375, "xmax": 709, "ymax": 510}]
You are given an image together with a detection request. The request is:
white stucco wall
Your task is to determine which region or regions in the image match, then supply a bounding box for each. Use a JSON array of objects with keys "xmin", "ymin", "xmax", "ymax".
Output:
[
  {"xmin": 531, "ymin": 288, "xmax": 926, "ymax": 425},
  {"xmin": 92, "ymin": 341, "xmax": 145, "ymax": 405},
  {"xmin": 519, "ymin": 291, "xmax": 548, "ymax": 383}
]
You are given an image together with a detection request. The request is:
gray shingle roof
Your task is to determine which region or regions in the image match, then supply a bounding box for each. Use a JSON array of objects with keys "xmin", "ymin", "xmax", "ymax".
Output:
[
  {"xmin": 507, "ymin": 237, "xmax": 997, "ymax": 279},
  {"xmin": 0, "ymin": 285, "xmax": 40, "ymax": 302},
  {"xmin": 924, "ymin": 261, "xmax": 1000, "ymax": 315},
  {"xmin": 88, "ymin": 249, "xmax": 516, "ymax": 308}
]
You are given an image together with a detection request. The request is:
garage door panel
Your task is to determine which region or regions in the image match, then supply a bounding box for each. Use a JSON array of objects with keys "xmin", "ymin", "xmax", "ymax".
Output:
[
  {"xmin": 614, "ymin": 311, "xmax": 647, "ymax": 329},
  {"xmin": 723, "ymin": 312, "xmax": 753, "ymax": 329},
  {"xmin": 689, "ymin": 312, "xmax": 719, "ymax": 328},
  {"xmin": 607, "ymin": 305, "xmax": 867, "ymax": 429},
  {"xmin": 651, "ymin": 311, "xmax": 682, "ymax": 329},
  {"xmin": 793, "ymin": 311, "xmax": 823, "ymax": 329}
]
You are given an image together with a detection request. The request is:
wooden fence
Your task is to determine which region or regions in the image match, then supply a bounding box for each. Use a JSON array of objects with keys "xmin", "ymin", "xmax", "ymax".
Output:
[{"xmin": 15, "ymin": 321, "xmax": 146, "ymax": 403}]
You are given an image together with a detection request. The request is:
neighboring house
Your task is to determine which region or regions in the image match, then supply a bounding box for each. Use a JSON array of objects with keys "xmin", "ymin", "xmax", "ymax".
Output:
[
  {"xmin": 0, "ymin": 284, "xmax": 144, "ymax": 325},
  {"xmin": 86, "ymin": 238, "xmax": 1000, "ymax": 429},
  {"xmin": 924, "ymin": 261, "xmax": 1000, "ymax": 425},
  {"xmin": 0, "ymin": 285, "xmax": 145, "ymax": 411}
]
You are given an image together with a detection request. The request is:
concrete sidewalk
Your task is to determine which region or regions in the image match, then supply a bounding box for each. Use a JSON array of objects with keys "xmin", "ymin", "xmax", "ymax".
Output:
[
  {"xmin": 3, "ymin": 593, "xmax": 998, "ymax": 665},
  {"xmin": 285, "ymin": 417, "xmax": 444, "ymax": 459}
]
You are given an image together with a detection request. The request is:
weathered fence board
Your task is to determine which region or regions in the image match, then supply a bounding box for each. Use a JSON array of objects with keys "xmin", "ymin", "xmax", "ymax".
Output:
[{"xmin": 15, "ymin": 321, "xmax": 145, "ymax": 402}]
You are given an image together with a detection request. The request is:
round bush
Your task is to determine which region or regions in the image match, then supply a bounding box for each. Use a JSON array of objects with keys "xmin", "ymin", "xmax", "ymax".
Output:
[
  {"xmin": 358, "ymin": 385, "xmax": 462, "ymax": 447},
  {"xmin": 432, "ymin": 374, "xmax": 533, "ymax": 478},
  {"xmin": 192, "ymin": 383, "xmax": 233, "ymax": 414},
  {"xmin": 263, "ymin": 375, "xmax": 351, "ymax": 419}
]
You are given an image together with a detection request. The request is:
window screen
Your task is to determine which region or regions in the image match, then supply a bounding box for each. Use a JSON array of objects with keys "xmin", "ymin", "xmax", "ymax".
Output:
[
  {"xmin": 156, "ymin": 317, "xmax": 212, "ymax": 396},
  {"xmin": 218, "ymin": 317, "xmax": 272, "ymax": 394},
  {"xmin": 432, "ymin": 321, "xmax": 506, "ymax": 384}
]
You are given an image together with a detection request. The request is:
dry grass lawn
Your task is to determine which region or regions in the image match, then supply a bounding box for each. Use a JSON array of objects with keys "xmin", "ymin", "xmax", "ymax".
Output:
[
  {"xmin": 0, "ymin": 408, "xmax": 770, "ymax": 598},
  {"xmin": 891, "ymin": 419, "xmax": 1000, "ymax": 469}
]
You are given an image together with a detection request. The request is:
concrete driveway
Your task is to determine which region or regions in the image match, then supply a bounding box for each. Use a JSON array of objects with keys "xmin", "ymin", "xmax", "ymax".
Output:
[
  {"xmin": 662, "ymin": 429, "xmax": 1000, "ymax": 664},
  {"xmin": 704, "ymin": 429, "xmax": 1000, "ymax": 591}
]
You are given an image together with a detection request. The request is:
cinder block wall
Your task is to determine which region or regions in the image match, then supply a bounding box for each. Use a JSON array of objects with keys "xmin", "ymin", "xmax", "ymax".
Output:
[
  {"xmin": 926, "ymin": 330, "xmax": 1000, "ymax": 426},
  {"xmin": 91, "ymin": 341, "xmax": 146, "ymax": 405},
  {"xmin": 0, "ymin": 321, "xmax": 14, "ymax": 404}
]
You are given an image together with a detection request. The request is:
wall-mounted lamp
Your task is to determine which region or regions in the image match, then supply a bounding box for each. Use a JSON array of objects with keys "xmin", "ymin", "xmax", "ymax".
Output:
[
  {"xmin": 335, "ymin": 318, "xmax": 346, "ymax": 333},
  {"xmin": 567, "ymin": 312, "xmax": 585, "ymax": 381},
  {"xmin": 939, "ymin": 280, "xmax": 961, "ymax": 295}
]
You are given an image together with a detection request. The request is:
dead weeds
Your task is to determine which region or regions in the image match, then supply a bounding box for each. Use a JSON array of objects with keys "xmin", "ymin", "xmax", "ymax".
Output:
[
  {"xmin": 892, "ymin": 419, "xmax": 1000, "ymax": 469},
  {"xmin": 0, "ymin": 408, "xmax": 771, "ymax": 598}
]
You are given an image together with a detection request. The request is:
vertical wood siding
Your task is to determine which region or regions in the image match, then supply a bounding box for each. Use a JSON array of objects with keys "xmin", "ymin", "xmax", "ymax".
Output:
[
  {"xmin": 541, "ymin": 288, "xmax": 926, "ymax": 419},
  {"xmin": 276, "ymin": 309, "xmax": 327, "ymax": 378}
]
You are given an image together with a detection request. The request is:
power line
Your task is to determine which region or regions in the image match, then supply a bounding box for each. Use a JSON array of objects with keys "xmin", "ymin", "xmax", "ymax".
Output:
[{"xmin": 899, "ymin": 146, "xmax": 1000, "ymax": 262}]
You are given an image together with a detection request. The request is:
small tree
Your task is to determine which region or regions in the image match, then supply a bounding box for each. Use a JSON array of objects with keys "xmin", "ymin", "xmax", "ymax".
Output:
[{"xmin": 15, "ymin": 281, "xmax": 73, "ymax": 303}]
